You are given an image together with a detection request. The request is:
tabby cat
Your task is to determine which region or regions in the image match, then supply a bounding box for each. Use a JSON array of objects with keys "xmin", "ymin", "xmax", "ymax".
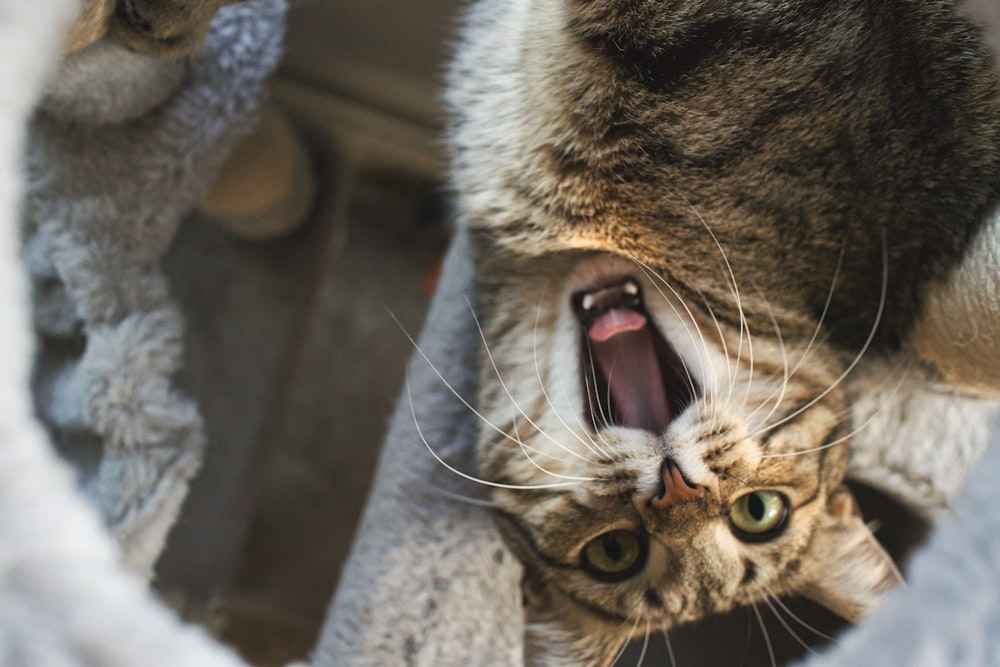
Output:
[{"xmin": 445, "ymin": 0, "xmax": 1000, "ymax": 664}]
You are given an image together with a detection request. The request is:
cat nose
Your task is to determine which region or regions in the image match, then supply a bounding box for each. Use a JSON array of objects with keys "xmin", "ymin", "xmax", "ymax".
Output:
[{"xmin": 651, "ymin": 459, "xmax": 705, "ymax": 509}]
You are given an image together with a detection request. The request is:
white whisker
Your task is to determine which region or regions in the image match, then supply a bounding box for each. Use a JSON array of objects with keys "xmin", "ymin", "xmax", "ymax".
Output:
[
  {"xmin": 429, "ymin": 487, "xmax": 497, "ymax": 509},
  {"xmin": 468, "ymin": 297, "xmax": 594, "ymax": 471},
  {"xmin": 780, "ymin": 245, "xmax": 845, "ymax": 386},
  {"xmin": 689, "ymin": 205, "xmax": 756, "ymax": 410},
  {"xmin": 760, "ymin": 410, "xmax": 878, "ymax": 459},
  {"xmin": 530, "ymin": 289, "xmax": 614, "ymax": 460},
  {"xmin": 634, "ymin": 620, "xmax": 651, "ymax": 667},
  {"xmin": 753, "ymin": 233, "xmax": 888, "ymax": 439},
  {"xmin": 624, "ymin": 255, "xmax": 712, "ymax": 402},
  {"xmin": 744, "ymin": 283, "xmax": 791, "ymax": 428},
  {"xmin": 406, "ymin": 374, "xmax": 589, "ymax": 490},
  {"xmin": 389, "ymin": 309, "xmax": 550, "ymax": 458},
  {"xmin": 762, "ymin": 595, "xmax": 819, "ymax": 656},
  {"xmin": 663, "ymin": 631, "xmax": 678, "ymax": 667},
  {"xmin": 610, "ymin": 613, "xmax": 645, "ymax": 667},
  {"xmin": 764, "ymin": 590, "xmax": 835, "ymax": 642},
  {"xmin": 751, "ymin": 602, "xmax": 777, "ymax": 667}
]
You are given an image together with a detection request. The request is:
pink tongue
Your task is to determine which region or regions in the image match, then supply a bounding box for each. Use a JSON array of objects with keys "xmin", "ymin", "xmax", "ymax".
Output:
[{"xmin": 588, "ymin": 308, "xmax": 673, "ymax": 432}]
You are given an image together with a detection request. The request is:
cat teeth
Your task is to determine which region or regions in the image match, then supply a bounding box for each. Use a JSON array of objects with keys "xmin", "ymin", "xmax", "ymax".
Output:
[
  {"xmin": 622, "ymin": 278, "xmax": 641, "ymax": 308},
  {"xmin": 574, "ymin": 277, "xmax": 644, "ymax": 325}
]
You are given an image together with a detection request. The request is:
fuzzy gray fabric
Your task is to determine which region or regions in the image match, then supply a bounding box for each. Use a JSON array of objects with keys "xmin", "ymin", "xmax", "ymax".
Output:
[
  {"xmin": 311, "ymin": 229, "xmax": 525, "ymax": 666},
  {"xmin": 22, "ymin": 0, "xmax": 287, "ymax": 578},
  {"xmin": 0, "ymin": 0, "xmax": 281, "ymax": 665}
]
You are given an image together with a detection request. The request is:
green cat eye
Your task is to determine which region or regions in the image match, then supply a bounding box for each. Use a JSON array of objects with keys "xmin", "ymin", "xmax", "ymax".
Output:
[
  {"xmin": 581, "ymin": 529, "xmax": 647, "ymax": 581},
  {"xmin": 729, "ymin": 491, "xmax": 789, "ymax": 541}
]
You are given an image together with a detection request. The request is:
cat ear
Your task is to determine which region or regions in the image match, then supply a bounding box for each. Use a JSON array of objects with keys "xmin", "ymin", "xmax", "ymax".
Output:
[
  {"xmin": 796, "ymin": 486, "xmax": 902, "ymax": 623},
  {"xmin": 910, "ymin": 210, "xmax": 1000, "ymax": 397},
  {"xmin": 522, "ymin": 575, "xmax": 629, "ymax": 667}
]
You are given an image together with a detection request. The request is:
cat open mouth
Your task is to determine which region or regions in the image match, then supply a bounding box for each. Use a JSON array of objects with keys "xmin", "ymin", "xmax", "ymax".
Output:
[{"xmin": 574, "ymin": 278, "xmax": 697, "ymax": 433}]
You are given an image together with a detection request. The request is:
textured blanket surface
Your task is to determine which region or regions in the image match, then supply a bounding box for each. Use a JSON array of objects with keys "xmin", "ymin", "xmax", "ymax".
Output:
[
  {"xmin": 1, "ymin": 1, "xmax": 281, "ymax": 665},
  {"xmin": 24, "ymin": 0, "xmax": 286, "ymax": 578}
]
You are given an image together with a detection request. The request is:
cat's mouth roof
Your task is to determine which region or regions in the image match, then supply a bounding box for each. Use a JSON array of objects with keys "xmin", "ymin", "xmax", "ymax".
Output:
[{"xmin": 573, "ymin": 278, "xmax": 697, "ymax": 433}]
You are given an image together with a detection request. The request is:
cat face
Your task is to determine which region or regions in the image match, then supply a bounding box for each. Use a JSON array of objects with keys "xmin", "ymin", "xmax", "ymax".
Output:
[{"xmin": 472, "ymin": 253, "xmax": 897, "ymax": 664}]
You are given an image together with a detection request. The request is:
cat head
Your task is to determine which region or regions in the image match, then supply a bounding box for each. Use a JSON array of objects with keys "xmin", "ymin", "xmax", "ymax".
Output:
[{"xmin": 473, "ymin": 255, "xmax": 899, "ymax": 665}]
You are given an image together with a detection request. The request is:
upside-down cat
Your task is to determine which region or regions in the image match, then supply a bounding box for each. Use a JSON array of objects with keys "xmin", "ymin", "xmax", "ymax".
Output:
[{"xmin": 445, "ymin": 0, "xmax": 1000, "ymax": 664}]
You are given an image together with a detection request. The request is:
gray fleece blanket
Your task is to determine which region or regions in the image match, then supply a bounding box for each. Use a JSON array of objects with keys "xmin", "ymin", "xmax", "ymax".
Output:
[
  {"xmin": 2, "ymin": 0, "xmax": 282, "ymax": 664},
  {"xmin": 3, "ymin": 1, "xmax": 1000, "ymax": 666}
]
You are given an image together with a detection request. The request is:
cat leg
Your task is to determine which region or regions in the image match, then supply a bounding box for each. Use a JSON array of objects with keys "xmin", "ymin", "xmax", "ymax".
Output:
[
  {"xmin": 109, "ymin": 0, "xmax": 245, "ymax": 57},
  {"xmin": 910, "ymin": 209, "xmax": 1000, "ymax": 397},
  {"xmin": 65, "ymin": 0, "xmax": 246, "ymax": 57}
]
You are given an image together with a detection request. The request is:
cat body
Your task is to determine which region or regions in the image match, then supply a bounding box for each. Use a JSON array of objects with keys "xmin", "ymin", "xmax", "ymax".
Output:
[{"xmin": 446, "ymin": 0, "xmax": 1000, "ymax": 663}]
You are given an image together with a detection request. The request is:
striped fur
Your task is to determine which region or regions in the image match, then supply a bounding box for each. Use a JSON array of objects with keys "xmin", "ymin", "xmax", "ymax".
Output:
[{"xmin": 446, "ymin": 1, "xmax": 1000, "ymax": 664}]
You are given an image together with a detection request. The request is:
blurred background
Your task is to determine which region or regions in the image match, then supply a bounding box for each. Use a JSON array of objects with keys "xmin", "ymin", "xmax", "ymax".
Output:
[
  {"xmin": 158, "ymin": 0, "xmax": 460, "ymax": 663},
  {"xmin": 154, "ymin": 1, "xmax": 931, "ymax": 665}
]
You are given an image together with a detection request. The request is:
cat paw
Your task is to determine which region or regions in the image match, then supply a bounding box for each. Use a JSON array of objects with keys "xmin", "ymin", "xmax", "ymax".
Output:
[{"xmin": 108, "ymin": 0, "xmax": 233, "ymax": 57}]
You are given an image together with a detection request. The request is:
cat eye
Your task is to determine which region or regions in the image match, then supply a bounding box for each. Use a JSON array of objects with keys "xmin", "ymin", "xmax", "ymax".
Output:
[
  {"xmin": 581, "ymin": 529, "xmax": 647, "ymax": 581},
  {"xmin": 728, "ymin": 491, "xmax": 789, "ymax": 541}
]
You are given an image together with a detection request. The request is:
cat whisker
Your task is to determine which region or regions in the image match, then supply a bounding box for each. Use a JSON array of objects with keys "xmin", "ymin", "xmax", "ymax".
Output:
[
  {"xmin": 428, "ymin": 487, "xmax": 497, "ymax": 509},
  {"xmin": 531, "ymin": 289, "xmax": 614, "ymax": 460},
  {"xmin": 506, "ymin": 401, "xmax": 595, "ymax": 481},
  {"xmin": 390, "ymin": 309, "xmax": 562, "ymax": 461},
  {"xmin": 777, "ymin": 245, "xmax": 845, "ymax": 389},
  {"xmin": 719, "ymin": 468, "xmax": 760, "ymax": 494},
  {"xmin": 609, "ymin": 612, "xmax": 646, "ymax": 667},
  {"xmin": 406, "ymin": 373, "xmax": 590, "ymax": 490},
  {"xmin": 689, "ymin": 205, "xmax": 756, "ymax": 411},
  {"xmin": 481, "ymin": 422, "xmax": 587, "ymax": 469},
  {"xmin": 762, "ymin": 595, "xmax": 820, "ymax": 656},
  {"xmin": 468, "ymin": 297, "xmax": 597, "ymax": 469},
  {"xmin": 743, "ymin": 282, "xmax": 792, "ymax": 429},
  {"xmin": 762, "ymin": 587, "xmax": 835, "ymax": 642},
  {"xmin": 663, "ymin": 630, "xmax": 678, "ymax": 667},
  {"xmin": 581, "ymin": 334, "xmax": 619, "ymax": 430},
  {"xmin": 751, "ymin": 602, "xmax": 778, "ymax": 667},
  {"xmin": 693, "ymin": 288, "xmax": 734, "ymax": 429},
  {"xmin": 758, "ymin": 421, "xmax": 864, "ymax": 459},
  {"xmin": 761, "ymin": 351, "xmax": 912, "ymax": 459},
  {"xmin": 634, "ymin": 620, "xmax": 651, "ymax": 667},
  {"xmin": 555, "ymin": 360, "xmax": 619, "ymax": 458},
  {"xmin": 624, "ymin": 255, "xmax": 712, "ymax": 404},
  {"xmin": 752, "ymin": 233, "xmax": 888, "ymax": 439}
]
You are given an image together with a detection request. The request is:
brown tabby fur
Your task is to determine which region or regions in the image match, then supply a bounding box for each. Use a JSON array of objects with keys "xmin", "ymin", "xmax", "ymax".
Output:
[
  {"xmin": 446, "ymin": 0, "xmax": 1000, "ymax": 664},
  {"xmin": 68, "ymin": 0, "xmax": 243, "ymax": 56}
]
